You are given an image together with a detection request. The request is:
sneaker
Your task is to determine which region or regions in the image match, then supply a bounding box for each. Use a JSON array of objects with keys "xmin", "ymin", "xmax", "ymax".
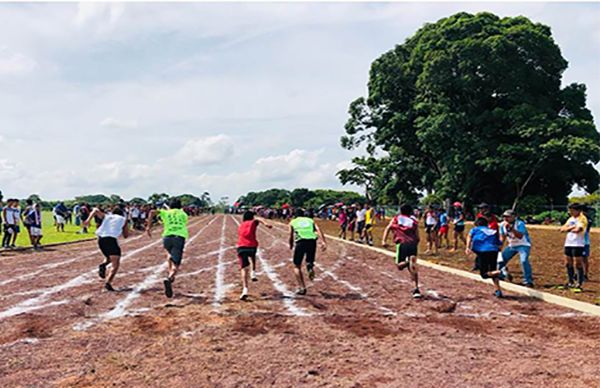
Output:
[
  {"xmin": 104, "ymin": 283, "xmax": 115, "ymax": 292},
  {"xmin": 572, "ymin": 286, "xmax": 583, "ymax": 294},
  {"xmin": 567, "ymin": 282, "xmax": 575, "ymax": 289},
  {"xmin": 307, "ymin": 267, "xmax": 315, "ymax": 281},
  {"xmin": 412, "ymin": 288, "xmax": 422, "ymax": 299},
  {"xmin": 523, "ymin": 282, "xmax": 534, "ymax": 288},
  {"xmin": 295, "ymin": 288, "xmax": 307, "ymax": 296},
  {"xmin": 501, "ymin": 268, "xmax": 513, "ymax": 283},
  {"xmin": 98, "ymin": 263, "xmax": 107, "ymax": 279},
  {"xmin": 251, "ymin": 271, "xmax": 258, "ymax": 282},
  {"xmin": 240, "ymin": 287, "xmax": 249, "ymax": 300},
  {"xmin": 494, "ymin": 290, "xmax": 503, "ymax": 298},
  {"xmin": 163, "ymin": 278, "xmax": 173, "ymax": 298}
]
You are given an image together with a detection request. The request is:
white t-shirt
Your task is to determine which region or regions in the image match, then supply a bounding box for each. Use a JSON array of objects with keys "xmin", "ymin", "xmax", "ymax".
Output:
[
  {"xmin": 131, "ymin": 207, "xmax": 140, "ymax": 218},
  {"xmin": 96, "ymin": 214, "xmax": 126, "ymax": 238},
  {"xmin": 564, "ymin": 215, "xmax": 587, "ymax": 248},
  {"xmin": 425, "ymin": 211, "xmax": 437, "ymax": 226},
  {"xmin": 357, "ymin": 209, "xmax": 367, "ymax": 222}
]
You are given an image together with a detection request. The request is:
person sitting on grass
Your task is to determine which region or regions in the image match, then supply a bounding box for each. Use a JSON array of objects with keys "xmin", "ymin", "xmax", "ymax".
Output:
[
  {"xmin": 85, "ymin": 206, "xmax": 130, "ymax": 292},
  {"xmin": 289, "ymin": 208, "xmax": 327, "ymax": 295},
  {"xmin": 559, "ymin": 203, "xmax": 587, "ymax": 291},
  {"xmin": 466, "ymin": 217, "xmax": 505, "ymax": 298},
  {"xmin": 382, "ymin": 204, "xmax": 422, "ymax": 299},
  {"xmin": 236, "ymin": 211, "xmax": 272, "ymax": 300}
]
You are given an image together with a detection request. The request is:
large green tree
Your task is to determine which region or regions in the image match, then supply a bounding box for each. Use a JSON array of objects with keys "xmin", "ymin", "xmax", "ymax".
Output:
[{"xmin": 339, "ymin": 12, "xmax": 599, "ymax": 209}]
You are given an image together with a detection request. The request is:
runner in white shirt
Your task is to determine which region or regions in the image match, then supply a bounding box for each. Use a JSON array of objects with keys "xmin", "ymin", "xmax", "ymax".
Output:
[{"xmin": 84, "ymin": 206, "xmax": 130, "ymax": 292}]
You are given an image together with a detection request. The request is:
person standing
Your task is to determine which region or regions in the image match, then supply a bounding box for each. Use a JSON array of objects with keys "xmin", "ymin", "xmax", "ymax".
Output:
[
  {"xmin": 363, "ymin": 203, "xmax": 375, "ymax": 246},
  {"xmin": 499, "ymin": 209, "xmax": 534, "ymax": 287},
  {"xmin": 289, "ymin": 209, "xmax": 327, "ymax": 295},
  {"xmin": 356, "ymin": 204, "xmax": 366, "ymax": 243},
  {"xmin": 450, "ymin": 202, "xmax": 466, "ymax": 252},
  {"xmin": 560, "ymin": 203, "xmax": 588, "ymax": 291},
  {"xmin": 382, "ymin": 204, "xmax": 422, "ymax": 298},
  {"xmin": 347, "ymin": 205, "xmax": 357, "ymax": 241},
  {"xmin": 2, "ymin": 199, "xmax": 19, "ymax": 248},
  {"xmin": 338, "ymin": 207, "xmax": 348, "ymax": 240},
  {"xmin": 146, "ymin": 199, "xmax": 189, "ymax": 298},
  {"xmin": 22, "ymin": 199, "xmax": 34, "ymax": 246},
  {"xmin": 424, "ymin": 206, "xmax": 438, "ymax": 254},
  {"xmin": 582, "ymin": 206, "xmax": 592, "ymax": 281},
  {"xmin": 85, "ymin": 206, "xmax": 129, "ymax": 291},
  {"xmin": 236, "ymin": 211, "xmax": 272, "ymax": 300},
  {"xmin": 438, "ymin": 209, "xmax": 450, "ymax": 249},
  {"xmin": 53, "ymin": 202, "xmax": 68, "ymax": 232},
  {"xmin": 26, "ymin": 203, "xmax": 43, "ymax": 250}
]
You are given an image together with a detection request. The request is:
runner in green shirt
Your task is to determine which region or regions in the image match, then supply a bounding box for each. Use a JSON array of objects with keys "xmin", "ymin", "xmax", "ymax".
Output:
[
  {"xmin": 289, "ymin": 208, "xmax": 327, "ymax": 295},
  {"xmin": 146, "ymin": 198, "xmax": 189, "ymax": 298}
]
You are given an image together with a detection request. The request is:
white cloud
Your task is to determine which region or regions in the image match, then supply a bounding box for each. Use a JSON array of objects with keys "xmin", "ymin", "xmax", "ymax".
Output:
[
  {"xmin": 75, "ymin": 3, "xmax": 124, "ymax": 28},
  {"xmin": 0, "ymin": 47, "xmax": 37, "ymax": 76},
  {"xmin": 170, "ymin": 135, "xmax": 235, "ymax": 167},
  {"xmin": 100, "ymin": 117, "xmax": 139, "ymax": 129}
]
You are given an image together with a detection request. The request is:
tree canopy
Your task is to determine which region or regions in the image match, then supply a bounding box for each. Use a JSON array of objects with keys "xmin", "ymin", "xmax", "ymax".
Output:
[
  {"xmin": 237, "ymin": 188, "xmax": 365, "ymax": 209},
  {"xmin": 339, "ymin": 12, "xmax": 599, "ymax": 209}
]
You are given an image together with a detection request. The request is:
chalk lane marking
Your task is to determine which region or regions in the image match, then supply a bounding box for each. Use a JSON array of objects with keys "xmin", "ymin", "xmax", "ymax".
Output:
[
  {"xmin": 73, "ymin": 216, "xmax": 219, "ymax": 331},
  {"xmin": 231, "ymin": 216, "xmax": 310, "ymax": 317},
  {"xmin": 212, "ymin": 216, "xmax": 235, "ymax": 311},
  {"xmin": 0, "ymin": 218, "xmax": 208, "ymax": 320}
]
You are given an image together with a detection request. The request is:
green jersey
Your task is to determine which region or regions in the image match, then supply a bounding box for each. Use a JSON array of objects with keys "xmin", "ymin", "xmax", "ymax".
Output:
[
  {"xmin": 290, "ymin": 217, "xmax": 318, "ymax": 241},
  {"xmin": 159, "ymin": 209, "xmax": 189, "ymax": 239}
]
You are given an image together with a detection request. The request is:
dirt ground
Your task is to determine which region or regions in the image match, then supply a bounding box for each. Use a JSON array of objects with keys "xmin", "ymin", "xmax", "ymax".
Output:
[
  {"xmin": 317, "ymin": 219, "xmax": 600, "ymax": 305},
  {"xmin": 0, "ymin": 215, "xmax": 598, "ymax": 387}
]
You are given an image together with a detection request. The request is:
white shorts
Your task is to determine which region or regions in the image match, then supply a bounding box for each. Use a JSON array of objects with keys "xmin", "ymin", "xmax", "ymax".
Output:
[
  {"xmin": 30, "ymin": 227, "xmax": 42, "ymax": 237},
  {"xmin": 55, "ymin": 215, "xmax": 65, "ymax": 224}
]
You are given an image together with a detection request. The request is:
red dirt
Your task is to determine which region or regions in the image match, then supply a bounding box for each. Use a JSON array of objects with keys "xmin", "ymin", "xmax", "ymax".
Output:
[{"xmin": 0, "ymin": 215, "xmax": 598, "ymax": 387}]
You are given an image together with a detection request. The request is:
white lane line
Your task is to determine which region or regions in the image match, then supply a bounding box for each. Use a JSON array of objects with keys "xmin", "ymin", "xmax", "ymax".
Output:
[
  {"xmin": 0, "ymin": 218, "xmax": 207, "ymax": 320},
  {"xmin": 213, "ymin": 216, "xmax": 234, "ymax": 310},
  {"xmin": 0, "ymin": 235, "xmax": 147, "ymax": 287},
  {"xmin": 231, "ymin": 216, "xmax": 309, "ymax": 316},
  {"xmin": 74, "ymin": 216, "xmax": 219, "ymax": 330}
]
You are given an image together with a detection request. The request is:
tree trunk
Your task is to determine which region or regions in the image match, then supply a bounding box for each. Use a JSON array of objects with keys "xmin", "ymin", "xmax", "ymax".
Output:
[{"xmin": 512, "ymin": 168, "xmax": 538, "ymax": 211}]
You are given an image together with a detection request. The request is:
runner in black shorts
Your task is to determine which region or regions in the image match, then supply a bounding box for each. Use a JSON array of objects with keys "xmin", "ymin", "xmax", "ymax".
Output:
[
  {"xmin": 466, "ymin": 217, "xmax": 504, "ymax": 298},
  {"xmin": 289, "ymin": 209, "xmax": 327, "ymax": 295}
]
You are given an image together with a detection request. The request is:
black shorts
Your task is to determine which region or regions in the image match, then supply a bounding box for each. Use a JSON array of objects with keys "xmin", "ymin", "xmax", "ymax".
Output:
[
  {"xmin": 357, "ymin": 221, "xmax": 365, "ymax": 234},
  {"xmin": 476, "ymin": 251, "xmax": 498, "ymax": 279},
  {"xmin": 237, "ymin": 247, "xmax": 257, "ymax": 269},
  {"xmin": 454, "ymin": 225, "xmax": 465, "ymax": 233},
  {"xmin": 564, "ymin": 247, "xmax": 584, "ymax": 258},
  {"xmin": 395, "ymin": 243, "xmax": 418, "ymax": 264},
  {"xmin": 365, "ymin": 223, "xmax": 373, "ymax": 231},
  {"xmin": 340, "ymin": 222, "xmax": 347, "ymax": 231},
  {"xmin": 425, "ymin": 225, "xmax": 435, "ymax": 234},
  {"xmin": 293, "ymin": 239, "xmax": 317, "ymax": 268},
  {"xmin": 98, "ymin": 237, "xmax": 121, "ymax": 259},
  {"xmin": 163, "ymin": 235, "xmax": 185, "ymax": 266}
]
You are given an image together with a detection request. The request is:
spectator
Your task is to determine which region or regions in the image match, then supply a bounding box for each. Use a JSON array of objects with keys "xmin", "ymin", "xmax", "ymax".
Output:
[{"xmin": 499, "ymin": 209, "xmax": 534, "ymax": 287}]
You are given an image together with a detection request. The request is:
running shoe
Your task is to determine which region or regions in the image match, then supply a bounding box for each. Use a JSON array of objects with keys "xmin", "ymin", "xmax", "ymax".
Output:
[
  {"xmin": 295, "ymin": 288, "xmax": 307, "ymax": 296},
  {"xmin": 494, "ymin": 290, "xmax": 503, "ymax": 298},
  {"xmin": 98, "ymin": 263, "xmax": 107, "ymax": 279},
  {"xmin": 240, "ymin": 287, "xmax": 249, "ymax": 301},
  {"xmin": 104, "ymin": 283, "xmax": 115, "ymax": 292},
  {"xmin": 163, "ymin": 278, "xmax": 174, "ymax": 298},
  {"xmin": 572, "ymin": 286, "xmax": 583, "ymax": 294},
  {"xmin": 412, "ymin": 288, "xmax": 422, "ymax": 299},
  {"xmin": 567, "ymin": 282, "xmax": 575, "ymax": 289},
  {"xmin": 307, "ymin": 267, "xmax": 315, "ymax": 281},
  {"xmin": 251, "ymin": 271, "xmax": 258, "ymax": 282}
]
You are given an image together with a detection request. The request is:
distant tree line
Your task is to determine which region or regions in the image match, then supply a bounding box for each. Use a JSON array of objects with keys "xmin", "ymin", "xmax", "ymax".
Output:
[{"xmin": 237, "ymin": 188, "xmax": 366, "ymax": 209}]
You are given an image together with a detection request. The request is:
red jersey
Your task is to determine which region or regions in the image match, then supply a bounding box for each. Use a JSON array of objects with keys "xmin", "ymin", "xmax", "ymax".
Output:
[
  {"xmin": 477, "ymin": 212, "xmax": 499, "ymax": 231},
  {"xmin": 391, "ymin": 215, "xmax": 419, "ymax": 245},
  {"xmin": 237, "ymin": 220, "xmax": 259, "ymax": 248}
]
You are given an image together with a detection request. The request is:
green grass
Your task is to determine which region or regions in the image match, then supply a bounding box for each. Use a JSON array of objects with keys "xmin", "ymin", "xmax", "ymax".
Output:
[{"xmin": 7, "ymin": 211, "xmax": 97, "ymax": 247}]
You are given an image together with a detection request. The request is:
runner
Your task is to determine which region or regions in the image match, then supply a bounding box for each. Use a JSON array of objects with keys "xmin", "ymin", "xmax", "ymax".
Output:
[
  {"xmin": 438, "ymin": 208, "xmax": 450, "ymax": 249},
  {"xmin": 363, "ymin": 203, "xmax": 375, "ymax": 246},
  {"xmin": 237, "ymin": 211, "xmax": 272, "ymax": 300},
  {"xmin": 499, "ymin": 209, "xmax": 534, "ymax": 287},
  {"xmin": 146, "ymin": 198, "xmax": 189, "ymax": 298},
  {"xmin": 559, "ymin": 203, "xmax": 587, "ymax": 291},
  {"xmin": 424, "ymin": 205, "xmax": 438, "ymax": 254},
  {"xmin": 382, "ymin": 204, "xmax": 422, "ymax": 298},
  {"xmin": 85, "ymin": 206, "xmax": 129, "ymax": 291},
  {"xmin": 449, "ymin": 202, "xmax": 466, "ymax": 252},
  {"xmin": 289, "ymin": 208, "xmax": 327, "ymax": 295},
  {"xmin": 338, "ymin": 206, "xmax": 348, "ymax": 240},
  {"xmin": 466, "ymin": 217, "xmax": 505, "ymax": 298}
]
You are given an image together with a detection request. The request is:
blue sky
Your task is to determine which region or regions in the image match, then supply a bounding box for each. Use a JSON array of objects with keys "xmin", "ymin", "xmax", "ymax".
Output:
[{"xmin": 0, "ymin": 2, "xmax": 598, "ymax": 202}]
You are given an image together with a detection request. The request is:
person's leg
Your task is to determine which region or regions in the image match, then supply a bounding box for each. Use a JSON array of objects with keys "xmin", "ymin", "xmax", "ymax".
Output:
[
  {"xmin": 517, "ymin": 247, "xmax": 533, "ymax": 286},
  {"xmin": 564, "ymin": 251, "xmax": 575, "ymax": 286},
  {"xmin": 11, "ymin": 229, "xmax": 18, "ymax": 246},
  {"xmin": 574, "ymin": 256, "xmax": 585, "ymax": 288},
  {"xmin": 305, "ymin": 240, "xmax": 317, "ymax": 280},
  {"xmin": 105, "ymin": 255, "xmax": 120, "ymax": 288},
  {"xmin": 408, "ymin": 256, "xmax": 419, "ymax": 289},
  {"xmin": 293, "ymin": 243, "xmax": 307, "ymax": 293}
]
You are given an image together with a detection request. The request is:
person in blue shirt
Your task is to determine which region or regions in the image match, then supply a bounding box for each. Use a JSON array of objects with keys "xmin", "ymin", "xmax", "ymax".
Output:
[
  {"xmin": 438, "ymin": 210, "xmax": 450, "ymax": 249},
  {"xmin": 466, "ymin": 217, "xmax": 504, "ymax": 298},
  {"xmin": 499, "ymin": 209, "xmax": 534, "ymax": 287},
  {"xmin": 582, "ymin": 207, "xmax": 592, "ymax": 281}
]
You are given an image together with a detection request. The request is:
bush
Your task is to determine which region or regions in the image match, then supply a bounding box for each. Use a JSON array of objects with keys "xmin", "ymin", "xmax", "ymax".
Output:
[{"xmin": 530, "ymin": 210, "xmax": 568, "ymax": 225}]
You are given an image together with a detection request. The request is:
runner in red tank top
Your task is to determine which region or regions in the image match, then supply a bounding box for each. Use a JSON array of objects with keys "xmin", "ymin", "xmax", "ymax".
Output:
[{"xmin": 237, "ymin": 211, "xmax": 272, "ymax": 300}]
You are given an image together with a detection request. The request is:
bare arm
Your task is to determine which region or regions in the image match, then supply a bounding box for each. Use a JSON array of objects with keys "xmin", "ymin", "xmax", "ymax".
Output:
[
  {"xmin": 465, "ymin": 234, "xmax": 473, "ymax": 255},
  {"xmin": 84, "ymin": 208, "xmax": 104, "ymax": 226},
  {"xmin": 315, "ymin": 223, "xmax": 327, "ymax": 250},
  {"xmin": 381, "ymin": 220, "xmax": 393, "ymax": 247},
  {"xmin": 256, "ymin": 218, "xmax": 273, "ymax": 229},
  {"xmin": 122, "ymin": 219, "xmax": 130, "ymax": 239},
  {"xmin": 146, "ymin": 209, "xmax": 157, "ymax": 237}
]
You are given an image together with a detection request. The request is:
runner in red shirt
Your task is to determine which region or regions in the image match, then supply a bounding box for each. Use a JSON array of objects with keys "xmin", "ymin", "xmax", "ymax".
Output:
[{"xmin": 237, "ymin": 211, "xmax": 272, "ymax": 300}]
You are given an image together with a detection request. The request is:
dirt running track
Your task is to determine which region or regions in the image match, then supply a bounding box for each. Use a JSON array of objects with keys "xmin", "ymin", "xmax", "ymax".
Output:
[{"xmin": 0, "ymin": 215, "xmax": 598, "ymax": 387}]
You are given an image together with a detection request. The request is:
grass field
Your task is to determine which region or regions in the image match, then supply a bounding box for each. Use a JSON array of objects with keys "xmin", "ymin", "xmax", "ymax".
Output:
[
  {"xmin": 317, "ymin": 219, "xmax": 600, "ymax": 305},
  {"xmin": 4, "ymin": 211, "xmax": 97, "ymax": 248}
]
